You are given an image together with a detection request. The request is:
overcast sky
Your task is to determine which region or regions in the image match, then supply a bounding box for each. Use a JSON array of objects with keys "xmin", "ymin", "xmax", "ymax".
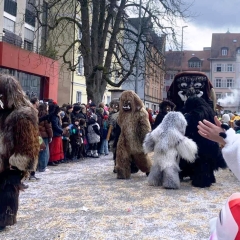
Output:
[{"xmin": 171, "ymin": 0, "xmax": 240, "ymax": 50}]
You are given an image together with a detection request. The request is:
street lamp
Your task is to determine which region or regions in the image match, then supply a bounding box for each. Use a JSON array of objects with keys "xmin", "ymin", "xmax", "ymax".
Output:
[{"xmin": 180, "ymin": 26, "xmax": 188, "ymax": 72}]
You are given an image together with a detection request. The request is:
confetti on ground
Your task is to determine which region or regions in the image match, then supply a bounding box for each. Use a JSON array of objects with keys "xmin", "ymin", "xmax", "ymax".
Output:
[{"xmin": 1, "ymin": 153, "xmax": 239, "ymax": 240}]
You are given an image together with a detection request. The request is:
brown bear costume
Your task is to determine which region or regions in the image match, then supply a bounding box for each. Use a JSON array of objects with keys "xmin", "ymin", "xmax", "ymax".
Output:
[
  {"xmin": 115, "ymin": 90, "xmax": 152, "ymax": 179},
  {"xmin": 0, "ymin": 75, "xmax": 39, "ymax": 231}
]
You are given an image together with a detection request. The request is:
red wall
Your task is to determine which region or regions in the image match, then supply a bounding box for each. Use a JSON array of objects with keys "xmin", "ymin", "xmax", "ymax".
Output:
[{"xmin": 0, "ymin": 42, "xmax": 59, "ymax": 101}]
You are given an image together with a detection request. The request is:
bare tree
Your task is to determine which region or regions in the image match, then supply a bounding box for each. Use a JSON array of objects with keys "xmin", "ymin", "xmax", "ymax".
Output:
[{"xmin": 32, "ymin": 0, "xmax": 191, "ymax": 103}]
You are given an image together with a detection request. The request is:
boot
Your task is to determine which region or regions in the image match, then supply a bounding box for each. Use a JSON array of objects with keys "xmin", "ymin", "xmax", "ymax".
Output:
[
  {"xmin": 87, "ymin": 150, "xmax": 93, "ymax": 157},
  {"xmin": 92, "ymin": 150, "xmax": 99, "ymax": 158}
]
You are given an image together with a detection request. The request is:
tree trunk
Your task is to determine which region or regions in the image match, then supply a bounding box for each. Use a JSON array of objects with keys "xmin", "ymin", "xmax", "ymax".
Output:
[{"xmin": 86, "ymin": 73, "xmax": 107, "ymax": 104}]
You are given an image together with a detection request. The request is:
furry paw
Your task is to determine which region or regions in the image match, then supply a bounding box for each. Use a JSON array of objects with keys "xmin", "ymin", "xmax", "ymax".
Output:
[
  {"xmin": 219, "ymin": 132, "xmax": 227, "ymax": 139},
  {"xmin": 162, "ymin": 166, "xmax": 180, "ymax": 189},
  {"xmin": 221, "ymin": 123, "xmax": 230, "ymax": 130},
  {"xmin": 148, "ymin": 171, "xmax": 162, "ymax": 186}
]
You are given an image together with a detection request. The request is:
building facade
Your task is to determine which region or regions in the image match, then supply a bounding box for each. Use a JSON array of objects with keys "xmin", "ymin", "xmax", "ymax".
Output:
[
  {"xmin": 121, "ymin": 17, "xmax": 165, "ymax": 111},
  {"xmin": 209, "ymin": 33, "xmax": 240, "ymax": 112},
  {"xmin": 0, "ymin": 0, "xmax": 58, "ymax": 101}
]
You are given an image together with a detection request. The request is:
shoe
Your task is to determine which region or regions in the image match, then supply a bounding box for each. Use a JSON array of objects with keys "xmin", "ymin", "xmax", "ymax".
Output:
[
  {"xmin": 29, "ymin": 176, "xmax": 40, "ymax": 181},
  {"xmin": 0, "ymin": 226, "xmax": 6, "ymax": 232},
  {"xmin": 54, "ymin": 161, "xmax": 60, "ymax": 164},
  {"xmin": 48, "ymin": 162, "xmax": 58, "ymax": 166}
]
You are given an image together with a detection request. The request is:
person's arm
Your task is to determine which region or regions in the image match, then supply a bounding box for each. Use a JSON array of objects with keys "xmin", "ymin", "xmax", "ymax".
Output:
[
  {"xmin": 198, "ymin": 116, "xmax": 240, "ymax": 181},
  {"xmin": 197, "ymin": 116, "xmax": 226, "ymax": 146}
]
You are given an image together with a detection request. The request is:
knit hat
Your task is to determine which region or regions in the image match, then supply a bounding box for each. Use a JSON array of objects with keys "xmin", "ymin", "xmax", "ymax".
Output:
[
  {"xmin": 209, "ymin": 193, "xmax": 240, "ymax": 240},
  {"xmin": 221, "ymin": 114, "xmax": 230, "ymax": 123},
  {"xmin": 73, "ymin": 105, "xmax": 81, "ymax": 112},
  {"xmin": 96, "ymin": 107, "xmax": 104, "ymax": 115},
  {"xmin": 90, "ymin": 103, "xmax": 96, "ymax": 107},
  {"xmin": 91, "ymin": 114, "xmax": 97, "ymax": 121},
  {"xmin": 66, "ymin": 104, "xmax": 73, "ymax": 111},
  {"xmin": 103, "ymin": 115, "xmax": 108, "ymax": 120}
]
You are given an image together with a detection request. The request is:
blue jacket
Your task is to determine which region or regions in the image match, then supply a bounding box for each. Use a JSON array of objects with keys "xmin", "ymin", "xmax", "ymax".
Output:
[{"xmin": 51, "ymin": 115, "xmax": 63, "ymax": 137}]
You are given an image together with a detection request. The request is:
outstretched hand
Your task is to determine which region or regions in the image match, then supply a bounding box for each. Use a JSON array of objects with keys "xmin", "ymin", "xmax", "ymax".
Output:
[{"xmin": 197, "ymin": 116, "xmax": 226, "ymax": 146}]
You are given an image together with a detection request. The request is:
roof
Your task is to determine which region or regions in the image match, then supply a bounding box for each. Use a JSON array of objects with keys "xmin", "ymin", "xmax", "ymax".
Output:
[
  {"xmin": 165, "ymin": 49, "xmax": 211, "ymax": 72},
  {"xmin": 210, "ymin": 33, "xmax": 240, "ymax": 59}
]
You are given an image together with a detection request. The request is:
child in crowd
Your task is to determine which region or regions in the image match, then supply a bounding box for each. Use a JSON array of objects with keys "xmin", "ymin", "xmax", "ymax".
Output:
[
  {"xmin": 62, "ymin": 122, "xmax": 70, "ymax": 162},
  {"xmin": 87, "ymin": 114, "xmax": 100, "ymax": 158},
  {"xmin": 100, "ymin": 114, "xmax": 109, "ymax": 156},
  {"xmin": 70, "ymin": 118, "xmax": 82, "ymax": 160}
]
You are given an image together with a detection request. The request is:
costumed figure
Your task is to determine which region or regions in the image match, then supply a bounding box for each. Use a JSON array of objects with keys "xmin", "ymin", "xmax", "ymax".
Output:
[
  {"xmin": 152, "ymin": 100, "xmax": 176, "ymax": 129},
  {"xmin": 108, "ymin": 98, "xmax": 139, "ymax": 174},
  {"xmin": 143, "ymin": 112, "xmax": 198, "ymax": 189},
  {"xmin": 167, "ymin": 71, "xmax": 216, "ymax": 111},
  {"xmin": 0, "ymin": 75, "xmax": 39, "ymax": 231},
  {"xmin": 115, "ymin": 90, "xmax": 152, "ymax": 179},
  {"xmin": 180, "ymin": 97, "xmax": 227, "ymax": 188}
]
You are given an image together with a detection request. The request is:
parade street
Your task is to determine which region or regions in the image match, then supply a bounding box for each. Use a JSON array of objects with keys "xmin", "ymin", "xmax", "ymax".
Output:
[{"xmin": 1, "ymin": 153, "xmax": 239, "ymax": 240}]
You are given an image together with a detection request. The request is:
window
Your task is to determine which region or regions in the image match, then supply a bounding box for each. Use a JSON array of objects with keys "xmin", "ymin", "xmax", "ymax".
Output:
[
  {"xmin": 216, "ymin": 93, "xmax": 222, "ymax": 100},
  {"xmin": 78, "ymin": 25, "xmax": 82, "ymax": 39},
  {"xmin": 188, "ymin": 61, "xmax": 201, "ymax": 68},
  {"xmin": 216, "ymin": 64, "xmax": 222, "ymax": 72},
  {"xmin": 24, "ymin": 28, "xmax": 34, "ymax": 51},
  {"xmin": 227, "ymin": 79, "xmax": 234, "ymax": 88},
  {"xmin": 146, "ymin": 85, "xmax": 149, "ymax": 95},
  {"xmin": 76, "ymin": 91, "xmax": 82, "ymax": 103},
  {"xmin": 222, "ymin": 48, "xmax": 228, "ymax": 56},
  {"xmin": 25, "ymin": 0, "xmax": 36, "ymax": 27},
  {"xmin": 227, "ymin": 64, "xmax": 234, "ymax": 72},
  {"xmin": 107, "ymin": 96, "xmax": 111, "ymax": 104},
  {"xmin": 3, "ymin": 17, "xmax": 15, "ymax": 32},
  {"xmin": 4, "ymin": 0, "xmax": 17, "ymax": 16},
  {"xmin": 77, "ymin": 56, "xmax": 84, "ymax": 75},
  {"xmin": 170, "ymin": 74, "xmax": 174, "ymax": 80},
  {"xmin": 237, "ymin": 48, "xmax": 240, "ymax": 54},
  {"xmin": 215, "ymin": 79, "xmax": 222, "ymax": 88}
]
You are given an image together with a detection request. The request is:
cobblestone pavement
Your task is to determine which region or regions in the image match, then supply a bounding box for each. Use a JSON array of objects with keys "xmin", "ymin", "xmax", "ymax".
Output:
[{"xmin": 1, "ymin": 153, "xmax": 240, "ymax": 240}]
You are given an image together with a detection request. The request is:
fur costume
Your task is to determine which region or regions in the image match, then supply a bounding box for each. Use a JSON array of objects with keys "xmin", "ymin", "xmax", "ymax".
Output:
[
  {"xmin": 115, "ymin": 90, "xmax": 152, "ymax": 179},
  {"xmin": 0, "ymin": 75, "xmax": 39, "ymax": 229},
  {"xmin": 143, "ymin": 112, "xmax": 198, "ymax": 189},
  {"xmin": 153, "ymin": 100, "xmax": 175, "ymax": 129},
  {"xmin": 180, "ymin": 97, "xmax": 227, "ymax": 188},
  {"xmin": 219, "ymin": 123, "xmax": 240, "ymax": 181},
  {"xmin": 167, "ymin": 71, "xmax": 216, "ymax": 111}
]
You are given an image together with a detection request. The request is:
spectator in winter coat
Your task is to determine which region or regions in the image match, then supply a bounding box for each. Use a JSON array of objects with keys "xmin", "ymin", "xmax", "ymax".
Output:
[
  {"xmin": 62, "ymin": 104, "xmax": 73, "ymax": 125},
  {"xmin": 79, "ymin": 119, "xmax": 87, "ymax": 158},
  {"xmin": 87, "ymin": 114, "xmax": 100, "ymax": 158},
  {"xmin": 100, "ymin": 115, "xmax": 109, "ymax": 156},
  {"xmin": 38, "ymin": 103, "xmax": 53, "ymax": 172},
  {"xmin": 71, "ymin": 105, "xmax": 86, "ymax": 123},
  {"xmin": 62, "ymin": 122, "xmax": 70, "ymax": 162},
  {"xmin": 48, "ymin": 104, "xmax": 64, "ymax": 165}
]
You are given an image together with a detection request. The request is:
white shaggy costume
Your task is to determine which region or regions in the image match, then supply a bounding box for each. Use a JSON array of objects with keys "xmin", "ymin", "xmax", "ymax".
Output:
[
  {"xmin": 143, "ymin": 112, "xmax": 198, "ymax": 189},
  {"xmin": 219, "ymin": 126, "xmax": 240, "ymax": 181}
]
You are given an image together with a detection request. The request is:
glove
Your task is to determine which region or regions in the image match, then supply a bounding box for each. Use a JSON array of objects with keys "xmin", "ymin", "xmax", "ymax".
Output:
[{"xmin": 49, "ymin": 138, "xmax": 52, "ymax": 143}]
